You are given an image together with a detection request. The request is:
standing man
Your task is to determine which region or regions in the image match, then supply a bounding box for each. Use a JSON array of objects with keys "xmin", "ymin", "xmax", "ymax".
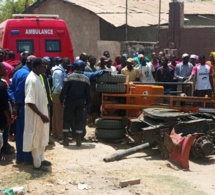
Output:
[
  {"xmin": 121, "ymin": 58, "xmax": 139, "ymax": 82},
  {"xmin": 156, "ymin": 57, "xmax": 174, "ymax": 92},
  {"xmin": 190, "ymin": 54, "xmax": 198, "ymax": 67},
  {"xmin": 188, "ymin": 55, "xmax": 214, "ymax": 98},
  {"xmin": 138, "ymin": 55, "xmax": 155, "ymax": 83},
  {"xmin": 175, "ymin": 53, "xmax": 193, "ymax": 82},
  {"xmin": 0, "ymin": 63, "xmax": 12, "ymax": 155},
  {"xmin": 60, "ymin": 60, "xmax": 91, "ymax": 146},
  {"xmin": 174, "ymin": 53, "xmax": 193, "ymax": 94},
  {"xmin": 52, "ymin": 57, "xmax": 70, "ymax": 140},
  {"xmin": 23, "ymin": 58, "xmax": 50, "ymax": 172},
  {"xmin": 9, "ymin": 55, "xmax": 36, "ymax": 164},
  {"xmin": 0, "ymin": 49, "xmax": 14, "ymax": 84}
]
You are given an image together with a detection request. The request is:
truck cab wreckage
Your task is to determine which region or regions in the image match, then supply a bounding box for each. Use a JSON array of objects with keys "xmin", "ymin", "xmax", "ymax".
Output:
[{"xmin": 97, "ymin": 75, "xmax": 215, "ymax": 169}]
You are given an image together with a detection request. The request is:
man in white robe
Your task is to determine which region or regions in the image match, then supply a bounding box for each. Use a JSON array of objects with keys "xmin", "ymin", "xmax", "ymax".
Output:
[{"xmin": 23, "ymin": 58, "xmax": 50, "ymax": 172}]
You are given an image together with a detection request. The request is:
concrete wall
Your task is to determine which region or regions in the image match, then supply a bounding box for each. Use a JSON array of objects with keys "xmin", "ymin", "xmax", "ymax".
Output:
[
  {"xmin": 159, "ymin": 26, "xmax": 215, "ymax": 59},
  {"xmin": 97, "ymin": 40, "xmax": 121, "ymax": 62},
  {"xmin": 29, "ymin": 0, "xmax": 100, "ymax": 59},
  {"xmin": 100, "ymin": 20, "xmax": 159, "ymax": 42}
]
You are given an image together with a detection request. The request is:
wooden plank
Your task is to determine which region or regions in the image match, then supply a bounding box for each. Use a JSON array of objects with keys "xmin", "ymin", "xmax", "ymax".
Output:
[
  {"xmin": 104, "ymin": 104, "xmax": 169, "ymax": 109},
  {"xmin": 102, "ymin": 93, "xmax": 215, "ymax": 102},
  {"xmin": 119, "ymin": 178, "xmax": 141, "ymax": 187}
]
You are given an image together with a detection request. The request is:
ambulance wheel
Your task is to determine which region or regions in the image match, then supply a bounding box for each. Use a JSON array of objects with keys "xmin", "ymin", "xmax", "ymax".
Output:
[
  {"xmin": 96, "ymin": 83, "xmax": 126, "ymax": 93},
  {"xmin": 95, "ymin": 118, "xmax": 126, "ymax": 129},
  {"xmin": 95, "ymin": 128, "xmax": 125, "ymax": 139},
  {"xmin": 97, "ymin": 74, "xmax": 126, "ymax": 83}
]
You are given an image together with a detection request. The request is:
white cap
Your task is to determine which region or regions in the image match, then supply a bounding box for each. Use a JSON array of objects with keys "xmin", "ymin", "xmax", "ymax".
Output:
[
  {"xmin": 75, "ymin": 56, "xmax": 80, "ymax": 60},
  {"xmin": 182, "ymin": 53, "xmax": 189, "ymax": 59},
  {"xmin": 190, "ymin": 54, "xmax": 198, "ymax": 60},
  {"xmin": 138, "ymin": 54, "xmax": 144, "ymax": 58}
]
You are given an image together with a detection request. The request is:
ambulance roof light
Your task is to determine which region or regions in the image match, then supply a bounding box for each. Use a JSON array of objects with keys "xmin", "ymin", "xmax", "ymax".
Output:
[{"xmin": 12, "ymin": 14, "xmax": 59, "ymax": 19}]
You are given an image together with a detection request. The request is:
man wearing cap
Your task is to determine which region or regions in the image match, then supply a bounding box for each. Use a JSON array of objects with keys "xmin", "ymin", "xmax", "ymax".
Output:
[
  {"xmin": 52, "ymin": 57, "xmax": 70, "ymax": 140},
  {"xmin": 190, "ymin": 54, "xmax": 198, "ymax": 67},
  {"xmin": 188, "ymin": 55, "xmax": 214, "ymax": 98},
  {"xmin": 9, "ymin": 55, "xmax": 36, "ymax": 164},
  {"xmin": 174, "ymin": 53, "xmax": 193, "ymax": 82},
  {"xmin": 121, "ymin": 58, "xmax": 139, "ymax": 82},
  {"xmin": 174, "ymin": 53, "xmax": 193, "ymax": 95},
  {"xmin": 60, "ymin": 60, "xmax": 91, "ymax": 146}
]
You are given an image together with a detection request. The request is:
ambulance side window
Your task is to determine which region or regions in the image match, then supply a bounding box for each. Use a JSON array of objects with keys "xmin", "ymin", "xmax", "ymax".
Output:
[
  {"xmin": 17, "ymin": 40, "xmax": 34, "ymax": 53},
  {"xmin": 45, "ymin": 40, "xmax": 61, "ymax": 52}
]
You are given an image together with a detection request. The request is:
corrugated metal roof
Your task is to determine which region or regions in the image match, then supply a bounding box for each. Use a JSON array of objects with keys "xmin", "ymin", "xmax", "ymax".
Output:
[{"xmin": 63, "ymin": 0, "xmax": 215, "ymax": 27}]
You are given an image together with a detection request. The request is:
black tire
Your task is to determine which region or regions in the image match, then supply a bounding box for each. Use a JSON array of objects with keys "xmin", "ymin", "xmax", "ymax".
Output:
[
  {"xmin": 95, "ymin": 128, "xmax": 125, "ymax": 139},
  {"xmin": 95, "ymin": 118, "xmax": 126, "ymax": 129},
  {"xmin": 96, "ymin": 83, "xmax": 126, "ymax": 93},
  {"xmin": 97, "ymin": 74, "xmax": 126, "ymax": 83}
]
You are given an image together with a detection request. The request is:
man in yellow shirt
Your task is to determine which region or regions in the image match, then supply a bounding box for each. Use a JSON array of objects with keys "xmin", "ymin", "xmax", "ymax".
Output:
[{"xmin": 121, "ymin": 58, "xmax": 139, "ymax": 82}]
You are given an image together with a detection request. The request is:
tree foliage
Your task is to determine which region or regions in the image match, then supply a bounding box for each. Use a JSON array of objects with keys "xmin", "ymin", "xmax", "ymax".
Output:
[{"xmin": 0, "ymin": 0, "xmax": 37, "ymax": 22}]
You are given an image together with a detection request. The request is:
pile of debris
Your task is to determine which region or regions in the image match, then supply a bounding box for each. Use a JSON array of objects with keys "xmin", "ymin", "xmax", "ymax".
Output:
[{"xmin": 104, "ymin": 108, "xmax": 215, "ymax": 169}]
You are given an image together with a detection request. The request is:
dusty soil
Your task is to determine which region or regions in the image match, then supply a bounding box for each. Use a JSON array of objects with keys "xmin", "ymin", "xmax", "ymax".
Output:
[{"xmin": 0, "ymin": 127, "xmax": 215, "ymax": 195}]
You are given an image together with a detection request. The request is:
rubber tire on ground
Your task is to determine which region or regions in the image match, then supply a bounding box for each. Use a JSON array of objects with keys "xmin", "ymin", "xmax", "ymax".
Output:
[
  {"xmin": 96, "ymin": 83, "xmax": 126, "ymax": 93},
  {"xmin": 95, "ymin": 118, "xmax": 126, "ymax": 129},
  {"xmin": 97, "ymin": 74, "xmax": 126, "ymax": 83},
  {"xmin": 95, "ymin": 128, "xmax": 125, "ymax": 139}
]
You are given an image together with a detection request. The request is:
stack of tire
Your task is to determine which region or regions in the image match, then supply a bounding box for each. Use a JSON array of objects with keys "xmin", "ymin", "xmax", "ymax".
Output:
[
  {"xmin": 95, "ymin": 118, "xmax": 126, "ymax": 139},
  {"xmin": 96, "ymin": 73, "xmax": 126, "ymax": 93}
]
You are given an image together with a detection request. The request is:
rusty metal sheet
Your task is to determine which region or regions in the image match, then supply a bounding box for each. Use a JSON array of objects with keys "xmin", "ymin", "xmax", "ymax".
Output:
[{"xmin": 63, "ymin": 0, "xmax": 215, "ymax": 27}]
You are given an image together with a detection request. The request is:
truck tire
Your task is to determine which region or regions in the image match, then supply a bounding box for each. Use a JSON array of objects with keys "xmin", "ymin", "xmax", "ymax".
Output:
[
  {"xmin": 95, "ymin": 118, "xmax": 126, "ymax": 129},
  {"xmin": 97, "ymin": 74, "xmax": 126, "ymax": 83},
  {"xmin": 96, "ymin": 83, "xmax": 126, "ymax": 93},
  {"xmin": 95, "ymin": 128, "xmax": 125, "ymax": 139}
]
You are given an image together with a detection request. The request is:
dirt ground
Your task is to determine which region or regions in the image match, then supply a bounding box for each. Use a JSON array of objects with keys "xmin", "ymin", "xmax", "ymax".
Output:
[{"xmin": 0, "ymin": 126, "xmax": 215, "ymax": 195}]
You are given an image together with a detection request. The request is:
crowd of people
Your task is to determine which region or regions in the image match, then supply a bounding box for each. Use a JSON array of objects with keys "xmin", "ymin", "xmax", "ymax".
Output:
[{"xmin": 0, "ymin": 48, "xmax": 215, "ymax": 172}]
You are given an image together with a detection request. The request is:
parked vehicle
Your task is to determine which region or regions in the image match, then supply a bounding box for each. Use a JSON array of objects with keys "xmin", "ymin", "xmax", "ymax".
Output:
[{"xmin": 0, "ymin": 14, "xmax": 74, "ymax": 61}]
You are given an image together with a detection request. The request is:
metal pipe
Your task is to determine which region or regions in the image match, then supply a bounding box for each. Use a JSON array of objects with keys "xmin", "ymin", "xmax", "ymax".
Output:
[{"xmin": 104, "ymin": 142, "xmax": 151, "ymax": 162}]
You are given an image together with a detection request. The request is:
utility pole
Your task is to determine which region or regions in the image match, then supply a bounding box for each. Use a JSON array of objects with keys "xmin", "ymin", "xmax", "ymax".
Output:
[
  {"xmin": 125, "ymin": 0, "xmax": 128, "ymax": 42},
  {"xmin": 157, "ymin": 0, "xmax": 161, "ymax": 42},
  {"xmin": 25, "ymin": 0, "xmax": 29, "ymax": 9}
]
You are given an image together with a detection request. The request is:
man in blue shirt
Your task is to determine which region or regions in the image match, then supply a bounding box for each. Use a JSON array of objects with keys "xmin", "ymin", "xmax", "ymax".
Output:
[
  {"xmin": 9, "ymin": 55, "xmax": 36, "ymax": 164},
  {"xmin": 52, "ymin": 57, "xmax": 70, "ymax": 140}
]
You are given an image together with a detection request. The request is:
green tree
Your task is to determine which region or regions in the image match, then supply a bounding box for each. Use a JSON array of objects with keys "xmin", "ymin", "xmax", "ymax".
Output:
[{"xmin": 0, "ymin": 0, "xmax": 37, "ymax": 22}]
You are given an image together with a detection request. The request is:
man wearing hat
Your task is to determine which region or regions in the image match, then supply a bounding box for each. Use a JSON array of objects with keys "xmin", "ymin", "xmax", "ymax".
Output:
[
  {"xmin": 188, "ymin": 55, "xmax": 214, "ymax": 98},
  {"xmin": 121, "ymin": 58, "xmax": 139, "ymax": 82},
  {"xmin": 174, "ymin": 53, "xmax": 193, "ymax": 95},
  {"xmin": 60, "ymin": 60, "xmax": 91, "ymax": 146},
  {"xmin": 190, "ymin": 54, "xmax": 198, "ymax": 67},
  {"xmin": 174, "ymin": 53, "xmax": 193, "ymax": 82},
  {"xmin": 9, "ymin": 55, "xmax": 36, "ymax": 164}
]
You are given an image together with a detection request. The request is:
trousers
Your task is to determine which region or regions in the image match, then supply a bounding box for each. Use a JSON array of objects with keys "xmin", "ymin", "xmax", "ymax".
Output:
[
  {"xmin": 63, "ymin": 99, "xmax": 86, "ymax": 137},
  {"xmin": 16, "ymin": 106, "xmax": 32, "ymax": 162},
  {"xmin": 52, "ymin": 94, "xmax": 63, "ymax": 138}
]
